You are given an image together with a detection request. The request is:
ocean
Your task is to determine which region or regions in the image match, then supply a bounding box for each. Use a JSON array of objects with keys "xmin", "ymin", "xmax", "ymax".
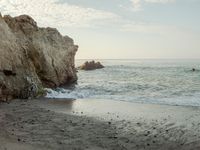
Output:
[{"xmin": 46, "ymin": 59, "xmax": 200, "ymax": 107}]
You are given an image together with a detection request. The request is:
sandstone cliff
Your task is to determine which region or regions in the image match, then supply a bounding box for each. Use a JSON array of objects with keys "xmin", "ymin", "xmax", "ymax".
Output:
[{"xmin": 0, "ymin": 14, "xmax": 78, "ymax": 101}]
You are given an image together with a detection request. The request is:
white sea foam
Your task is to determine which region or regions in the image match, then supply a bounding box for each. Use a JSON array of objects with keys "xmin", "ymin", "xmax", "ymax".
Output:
[{"xmin": 45, "ymin": 88, "xmax": 90, "ymax": 99}]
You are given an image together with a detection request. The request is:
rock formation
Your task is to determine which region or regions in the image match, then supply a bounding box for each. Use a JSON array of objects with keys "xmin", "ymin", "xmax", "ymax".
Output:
[
  {"xmin": 78, "ymin": 61, "xmax": 104, "ymax": 71},
  {"xmin": 0, "ymin": 14, "xmax": 78, "ymax": 101}
]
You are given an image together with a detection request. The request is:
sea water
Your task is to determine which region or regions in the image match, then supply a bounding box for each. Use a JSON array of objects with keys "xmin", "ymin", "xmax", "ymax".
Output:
[{"xmin": 46, "ymin": 59, "xmax": 200, "ymax": 107}]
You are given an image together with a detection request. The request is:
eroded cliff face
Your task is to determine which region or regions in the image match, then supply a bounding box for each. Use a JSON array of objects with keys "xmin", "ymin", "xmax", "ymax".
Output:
[{"xmin": 0, "ymin": 14, "xmax": 78, "ymax": 101}]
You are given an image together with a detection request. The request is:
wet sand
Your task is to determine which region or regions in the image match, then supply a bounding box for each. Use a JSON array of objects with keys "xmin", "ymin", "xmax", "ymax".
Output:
[{"xmin": 1, "ymin": 98, "xmax": 200, "ymax": 150}]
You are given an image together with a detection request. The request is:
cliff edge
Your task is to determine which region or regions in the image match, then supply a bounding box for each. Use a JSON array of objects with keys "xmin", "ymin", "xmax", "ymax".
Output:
[{"xmin": 0, "ymin": 14, "xmax": 78, "ymax": 101}]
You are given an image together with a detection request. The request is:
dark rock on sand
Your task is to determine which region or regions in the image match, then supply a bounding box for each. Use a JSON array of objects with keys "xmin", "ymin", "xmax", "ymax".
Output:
[
  {"xmin": 78, "ymin": 61, "xmax": 104, "ymax": 70},
  {"xmin": 0, "ymin": 14, "xmax": 78, "ymax": 101}
]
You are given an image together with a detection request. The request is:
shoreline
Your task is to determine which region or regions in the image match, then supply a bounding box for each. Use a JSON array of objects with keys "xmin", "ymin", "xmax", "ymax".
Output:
[
  {"xmin": 1, "ymin": 98, "xmax": 200, "ymax": 150},
  {"xmin": 41, "ymin": 98, "xmax": 200, "ymax": 122}
]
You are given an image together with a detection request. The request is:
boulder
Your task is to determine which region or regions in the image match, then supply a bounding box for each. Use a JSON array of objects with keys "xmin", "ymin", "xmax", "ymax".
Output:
[
  {"xmin": 0, "ymin": 14, "xmax": 78, "ymax": 101},
  {"xmin": 78, "ymin": 61, "xmax": 104, "ymax": 71}
]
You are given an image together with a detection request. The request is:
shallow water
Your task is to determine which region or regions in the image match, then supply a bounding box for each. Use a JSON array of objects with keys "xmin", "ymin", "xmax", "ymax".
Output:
[{"xmin": 46, "ymin": 59, "xmax": 200, "ymax": 107}]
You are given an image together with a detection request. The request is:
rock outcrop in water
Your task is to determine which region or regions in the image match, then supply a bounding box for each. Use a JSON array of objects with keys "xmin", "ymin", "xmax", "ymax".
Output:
[
  {"xmin": 0, "ymin": 14, "xmax": 78, "ymax": 101},
  {"xmin": 78, "ymin": 61, "xmax": 104, "ymax": 71}
]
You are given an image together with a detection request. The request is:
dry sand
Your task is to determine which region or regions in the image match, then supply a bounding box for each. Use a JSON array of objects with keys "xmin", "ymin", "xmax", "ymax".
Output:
[{"xmin": 1, "ymin": 98, "xmax": 200, "ymax": 150}]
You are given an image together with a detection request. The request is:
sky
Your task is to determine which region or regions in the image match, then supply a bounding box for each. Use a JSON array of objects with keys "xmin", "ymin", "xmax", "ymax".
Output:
[{"xmin": 0, "ymin": 0, "xmax": 200, "ymax": 59}]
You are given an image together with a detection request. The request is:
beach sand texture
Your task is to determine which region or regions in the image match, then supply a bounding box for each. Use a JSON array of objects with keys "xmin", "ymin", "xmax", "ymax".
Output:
[{"xmin": 1, "ymin": 99, "xmax": 200, "ymax": 150}]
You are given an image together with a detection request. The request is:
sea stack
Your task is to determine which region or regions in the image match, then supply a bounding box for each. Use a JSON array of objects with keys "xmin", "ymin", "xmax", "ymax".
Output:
[
  {"xmin": 0, "ymin": 14, "xmax": 78, "ymax": 101},
  {"xmin": 78, "ymin": 61, "xmax": 104, "ymax": 70}
]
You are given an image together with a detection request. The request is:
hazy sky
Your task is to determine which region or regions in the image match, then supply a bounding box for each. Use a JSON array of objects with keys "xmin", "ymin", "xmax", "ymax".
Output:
[{"xmin": 0, "ymin": 0, "xmax": 200, "ymax": 59}]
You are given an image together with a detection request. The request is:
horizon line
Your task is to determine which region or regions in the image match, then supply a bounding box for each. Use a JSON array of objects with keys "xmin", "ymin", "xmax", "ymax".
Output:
[{"xmin": 75, "ymin": 58, "xmax": 200, "ymax": 60}]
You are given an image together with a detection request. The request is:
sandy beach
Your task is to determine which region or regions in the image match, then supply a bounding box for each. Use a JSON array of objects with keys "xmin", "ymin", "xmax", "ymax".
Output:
[
  {"xmin": 0, "ymin": 2, "xmax": 199, "ymax": 150},
  {"xmin": 1, "ymin": 98, "xmax": 200, "ymax": 150}
]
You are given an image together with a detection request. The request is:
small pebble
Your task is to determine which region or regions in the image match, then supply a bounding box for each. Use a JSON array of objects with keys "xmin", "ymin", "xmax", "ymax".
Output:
[
  {"xmin": 60, "ymin": 129, "xmax": 65, "ymax": 132},
  {"xmin": 58, "ymin": 141, "xmax": 62, "ymax": 145}
]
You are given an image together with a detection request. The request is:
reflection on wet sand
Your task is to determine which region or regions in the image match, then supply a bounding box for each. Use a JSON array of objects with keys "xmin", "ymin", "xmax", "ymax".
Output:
[
  {"xmin": 43, "ymin": 98, "xmax": 76, "ymax": 112},
  {"xmin": 42, "ymin": 98, "xmax": 200, "ymax": 124}
]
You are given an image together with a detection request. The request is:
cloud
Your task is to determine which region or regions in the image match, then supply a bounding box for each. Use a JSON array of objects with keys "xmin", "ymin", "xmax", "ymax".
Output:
[
  {"xmin": 145, "ymin": 0, "xmax": 175, "ymax": 3},
  {"xmin": 121, "ymin": 22, "xmax": 171, "ymax": 34},
  {"xmin": 130, "ymin": 0, "xmax": 175, "ymax": 11},
  {"xmin": 0, "ymin": 0, "xmax": 118, "ymax": 28},
  {"xmin": 121, "ymin": 22, "xmax": 187, "ymax": 36},
  {"xmin": 130, "ymin": 0, "xmax": 142, "ymax": 11},
  {"xmin": 120, "ymin": 21, "xmax": 200, "ymax": 44}
]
